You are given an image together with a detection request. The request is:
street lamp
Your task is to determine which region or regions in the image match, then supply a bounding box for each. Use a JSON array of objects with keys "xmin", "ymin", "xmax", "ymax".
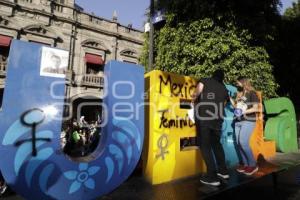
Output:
[{"xmin": 148, "ymin": 0, "xmax": 154, "ymax": 71}]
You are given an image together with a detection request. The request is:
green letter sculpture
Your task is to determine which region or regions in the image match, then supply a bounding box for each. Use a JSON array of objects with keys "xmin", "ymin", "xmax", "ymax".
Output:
[{"xmin": 264, "ymin": 97, "xmax": 298, "ymax": 153}]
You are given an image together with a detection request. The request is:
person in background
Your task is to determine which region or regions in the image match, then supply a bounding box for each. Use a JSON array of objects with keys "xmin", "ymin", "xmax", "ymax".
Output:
[
  {"xmin": 0, "ymin": 172, "xmax": 7, "ymax": 196},
  {"xmin": 192, "ymin": 69, "xmax": 229, "ymax": 186},
  {"xmin": 61, "ymin": 123, "xmax": 70, "ymax": 149},
  {"xmin": 230, "ymin": 77, "xmax": 260, "ymax": 176},
  {"xmin": 72, "ymin": 128, "xmax": 80, "ymax": 144},
  {"xmin": 79, "ymin": 116, "xmax": 88, "ymax": 128}
]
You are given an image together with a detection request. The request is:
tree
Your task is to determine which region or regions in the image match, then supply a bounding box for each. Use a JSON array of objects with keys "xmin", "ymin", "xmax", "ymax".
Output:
[
  {"xmin": 153, "ymin": 17, "xmax": 278, "ymax": 98},
  {"xmin": 272, "ymin": 0, "xmax": 300, "ymax": 103},
  {"xmin": 157, "ymin": 0, "xmax": 281, "ymax": 47},
  {"xmin": 140, "ymin": 0, "xmax": 281, "ymax": 98},
  {"xmin": 284, "ymin": 0, "xmax": 300, "ymax": 18}
]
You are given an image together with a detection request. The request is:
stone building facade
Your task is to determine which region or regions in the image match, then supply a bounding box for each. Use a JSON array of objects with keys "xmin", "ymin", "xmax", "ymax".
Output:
[{"xmin": 0, "ymin": 0, "xmax": 144, "ymax": 121}]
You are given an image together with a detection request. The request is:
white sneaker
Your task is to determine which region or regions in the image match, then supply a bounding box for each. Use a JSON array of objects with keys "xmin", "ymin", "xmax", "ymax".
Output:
[
  {"xmin": 217, "ymin": 173, "xmax": 230, "ymax": 179},
  {"xmin": 200, "ymin": 176, "xmax": 221, "ymax": 186}
]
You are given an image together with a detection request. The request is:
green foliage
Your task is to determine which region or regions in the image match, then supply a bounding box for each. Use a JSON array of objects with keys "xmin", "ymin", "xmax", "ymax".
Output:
[
  {"xmin": 158, "ymin": 0, "xmax": 281, "ymax": 47},
  {"xmin": 284, "ymin": 0, "xmax": 300, "ymax": 18},
  {"xmin": 273, "ymin": 0, "xmax": 300, "ymax": 101},
  {"xmin": 140, "ymin": 0, "xmax": 281, "ymax": 98},
  {"xmin": 139, "ymin": 33, "xmax": 150, "ymax": 72},
  {"xmin": 142, "ymin": 17, "xmax": 278, "ymax": 98}
]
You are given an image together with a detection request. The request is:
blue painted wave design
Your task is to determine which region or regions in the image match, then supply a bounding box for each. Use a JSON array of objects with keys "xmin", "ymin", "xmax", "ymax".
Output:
[
  {"xmin": 39, "ymin": 164, "xmax": 55, "ymax": 192},
  {"xmin": 2, "ymin": 118, "xmax": 55, "ymax": 190},
  {"xmin": 112, "ymin": 118, "xmax": 142, "ymax": 151},
  {"xmin": 112, "ymin": 131, "xmax": 133, "ymax": 165},
  {"xmin": 14, "ymin": 130, "xmax": 53, "ymax": 174},
  {"xmin": 109, "ymin": 144, "xmax": 124, "ymax": 174},
  {"xmin": 2, "ymin": 120, "xmax": 31, "ymax": 145},
  {"xmin": 103, "ymin": 118, "xmax": 142, "ymax": 184},
  {"xmin": 25, "ymin": 148, "xmax": 54, "ymax": 187},
  {"xmin": 105, "ymin": 157, "xmax": 114, "ymax": 183}
]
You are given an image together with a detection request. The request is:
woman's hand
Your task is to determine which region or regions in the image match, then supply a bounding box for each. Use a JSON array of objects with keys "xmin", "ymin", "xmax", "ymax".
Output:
[
  {"xmin": 229, "ymin": 97, "xmax": 237, "ymax": 108},
  {"xmin": 243, "ymin": 103, "xmax": 259, "ymax": 114}
]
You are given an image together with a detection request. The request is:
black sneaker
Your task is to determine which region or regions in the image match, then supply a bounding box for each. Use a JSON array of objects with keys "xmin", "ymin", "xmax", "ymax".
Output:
[
  {"xmin": 200, "ymin": 176, "xmax": 221, "ymax": 186},
  {"xmin": 217, "ymin": 172, "xmax": 230, "ymax": 179}
]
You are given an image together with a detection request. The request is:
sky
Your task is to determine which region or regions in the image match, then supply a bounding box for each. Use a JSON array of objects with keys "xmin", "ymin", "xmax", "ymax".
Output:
[
  {"xmin": 75, "ymin": 0, "xmax": 297, "ymax": 31},
  {"xmin": 281, "ymin": 0, "xmax": 297, "ymax": 13},
  {"xmin": 75, "ymin": 0, "xmax": 149, "ymax": 30}
]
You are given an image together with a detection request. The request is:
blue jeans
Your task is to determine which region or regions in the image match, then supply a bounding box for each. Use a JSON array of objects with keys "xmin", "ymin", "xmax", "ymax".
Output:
[{"xmin": 234, "ymin": 121, "xmax": 256, "ymax": 167}]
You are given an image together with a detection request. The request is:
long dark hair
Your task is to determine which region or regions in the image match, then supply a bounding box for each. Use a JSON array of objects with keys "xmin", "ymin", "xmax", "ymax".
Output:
[{"xmin": 212, "ymin": 69, "xmax": 225, "ymax": 83}]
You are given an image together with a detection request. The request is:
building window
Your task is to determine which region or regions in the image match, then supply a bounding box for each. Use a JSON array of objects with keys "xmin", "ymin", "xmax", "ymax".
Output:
[
  {"xmin": 54, "ymin": 4, "xmax": 63, "ymax": 12},
  {"xmin": 0, "ymin": 34, "xmax": 12, "ymax": 108},
  {"xmin": 51, "ymin": 0, "xmax": 64, "ymax": 12},
  {"xmin": 85, "ymin": 53, "xmax": 104, "ymax": 74},
  {"xmin": 0, "ymin": 35, "xmax": 12, "ymax": 74},
  {"xmin": 22, "ymin": 0, "xmax": 33, "ymax": 3}
]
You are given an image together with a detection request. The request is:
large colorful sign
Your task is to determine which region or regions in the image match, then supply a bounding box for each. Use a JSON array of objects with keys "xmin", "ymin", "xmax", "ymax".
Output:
[
  {"xmin": 0, "ymin": 40, "xmax": 298, "ymax": 198},
  {"xmin": 0, "ymin": 40, "xmax": 144, "ymax": 199},
  {"xmin": 142, "ymin": 70, "xmax": 297, "ymax": 184}
]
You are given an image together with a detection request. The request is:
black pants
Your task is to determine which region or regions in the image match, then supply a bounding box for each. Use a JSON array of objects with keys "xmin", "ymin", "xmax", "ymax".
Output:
[
  {"xmin": 197, "ymin": 125, "xmax": 227, "ymax": 178},
  {"xmin": 0, "ymin": 172, "xmax": 4, "ymax": 184}
]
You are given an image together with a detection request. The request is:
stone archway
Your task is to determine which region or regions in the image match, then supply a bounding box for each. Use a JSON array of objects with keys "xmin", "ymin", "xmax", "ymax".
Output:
[
  {"xmin": 21, "ymin": 24, "xmax": 64, "ymax": 46},
  {"xmin": 81, "ymin": 39, "xmax": 110, "ymax": 52}
]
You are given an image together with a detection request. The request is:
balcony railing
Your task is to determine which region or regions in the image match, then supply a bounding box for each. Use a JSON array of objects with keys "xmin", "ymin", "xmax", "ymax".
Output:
[
  {"xmin": 81, "ymin": 74, "xmax": 104, "ymax": 88},
  {"xmin": 0, "ymin": 61, "xmax": 7, "ymax": 77}
]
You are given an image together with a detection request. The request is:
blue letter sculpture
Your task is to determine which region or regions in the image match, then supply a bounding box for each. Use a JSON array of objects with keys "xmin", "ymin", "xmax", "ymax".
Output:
[{"xmin": 0, "ymin": 40, "xmax": 144, "ymax": 200}]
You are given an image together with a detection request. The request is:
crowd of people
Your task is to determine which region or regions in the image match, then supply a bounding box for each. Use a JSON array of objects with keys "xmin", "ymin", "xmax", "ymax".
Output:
[{"xmin": 61, "ymin": 116, "xmax": 102, "ymax": 157}]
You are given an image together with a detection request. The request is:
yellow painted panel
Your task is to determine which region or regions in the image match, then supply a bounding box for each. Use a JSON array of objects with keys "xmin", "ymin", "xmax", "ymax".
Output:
[{"xmin": 143, "ymin": 70, "xmax": 206, "ymax": 185}]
